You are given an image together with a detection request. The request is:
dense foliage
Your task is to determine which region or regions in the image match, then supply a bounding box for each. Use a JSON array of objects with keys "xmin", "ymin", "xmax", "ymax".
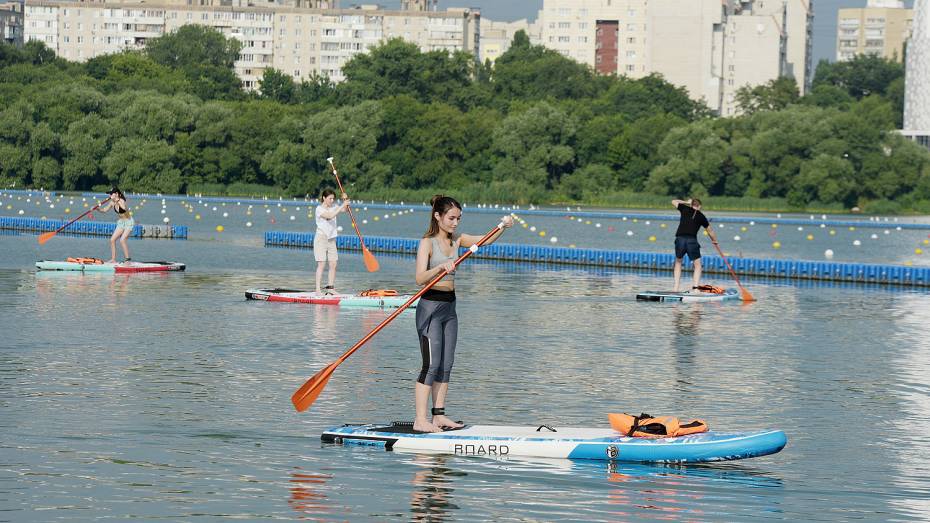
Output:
[{"xmin": 1, "ymin": 27, "xmax": 928, "ymax": 211}]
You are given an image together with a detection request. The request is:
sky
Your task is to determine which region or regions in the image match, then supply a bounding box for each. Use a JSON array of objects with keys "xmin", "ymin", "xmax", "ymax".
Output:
[{"xmin": 371, "ymin": 0, "xmax": 916, "ymax": 66}]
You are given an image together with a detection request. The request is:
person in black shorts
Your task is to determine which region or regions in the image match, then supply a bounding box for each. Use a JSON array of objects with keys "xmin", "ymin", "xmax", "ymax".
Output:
[{"xmin": 672, "ymin": 198, "xmax": 719, "ymax": 292}]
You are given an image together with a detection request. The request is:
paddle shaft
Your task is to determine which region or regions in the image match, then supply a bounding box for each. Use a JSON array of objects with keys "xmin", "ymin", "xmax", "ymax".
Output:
[
  {"xmin": 39, "ymin": 198, "xmax": 107, "ymax": 243},
  {"xmin": 326, "ymin": 159, "xmax": 369, "ymax": 251},
  {"xmin": 713, "ymin": 242, "xmax": 753, "ymax": 299},
  {"xmin": 333, "ymin": 223, "xmax": 503, "ymax": 367}
]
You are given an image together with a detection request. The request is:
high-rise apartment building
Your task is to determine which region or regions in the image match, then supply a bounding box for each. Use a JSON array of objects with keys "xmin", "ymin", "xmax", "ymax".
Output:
[
  {"xmin": 1, "ymin": 1, "xmax": 23, "ymax": 46},
  {"xmin": 837, "ymin": 0, "xmax": 912, "ymax": 62},
  {"xmin": 903, "ymin": 0, "xmax": 930, "ymax": 149},
  {"xmin": 23, "ymin": 0, "xmax": 478, "ymax": 90},
  {"xmin": 535, "ymin": 0, "xmax": 812, "ymax": 115}
]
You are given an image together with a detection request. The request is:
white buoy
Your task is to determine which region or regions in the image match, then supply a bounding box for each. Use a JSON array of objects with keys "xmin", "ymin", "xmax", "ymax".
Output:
[
  {"xmin": 161, "ymin": 209, "xmax": 166, "ymax": 214},
  {"xmin": 884, "ymin": 230, "xmax": 890, "ymax": 235},
  {"xmin": 870, "ymin": 234, "xmax": 878, "ymax": 239},
  {"xmin": 595, "ymin": 223, "xmax": 601, "ymax": 228},
  {"xmin": 626, "ymin": 230, "xmax": 634, "ymax": 236},
  {"xmin": 246, "ymin": 221, "xmax": 252, "ymax": 227},
  {"xmin": 362, "ymin": 219, "xmax": 368, "ymax": 224},
  {"xmin": 289, "ymin": 215, "xmax": 295, "ymax": 221},
  {"xmin": 163, "ymin": 217, "xmax": 169, "ymax": 223},
  {"xmin": 853, "ymin": 240, "xmax": 861, "ymax": 246},
  {"xmin": 530, "ymin": 226, "xmax": 537, "ymax": 232},
  {"xmin": 550, "ymin": 236, "xmax": 557, "ymax": 243},
  {"xmin": 223, "ymin": 212, "xmax": 228, "ymax": 218},
  {"xmin": 825, "ymin": 249, "xmax": 834, "ymax": 259},
  {"xmin": 734, "ymin": 235, "xmax": 741, "ymax": 241}
]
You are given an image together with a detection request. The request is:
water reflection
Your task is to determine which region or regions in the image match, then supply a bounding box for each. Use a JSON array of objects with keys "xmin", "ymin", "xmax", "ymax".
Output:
[
  {"xmin": 410, "ymin": 455, "xmax": 462, "ymax": 522},
  {"xmin": 288, "ymin": 469, "xmax": 335, "ymax": 520}
]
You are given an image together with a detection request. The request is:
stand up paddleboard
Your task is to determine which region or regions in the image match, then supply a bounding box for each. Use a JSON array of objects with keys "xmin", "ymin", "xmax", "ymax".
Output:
[
  {"xmin": 245, "ymin": 288, "xmax": 417, "ymax": 308},
  {"xmin": 321, "ymin": 422, "xmax": 787, "ymax": 463},
  {"xmin": 36, "ymin": 260, "xmax": 185, "ymax": 273},
  {"xmin": 636, "ymin": 289, "xmax": 740, "ymax": 302}
]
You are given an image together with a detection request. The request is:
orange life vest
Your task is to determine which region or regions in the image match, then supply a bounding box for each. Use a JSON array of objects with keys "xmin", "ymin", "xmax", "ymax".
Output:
[
  {"xmin": 66, "ymin": 257, "xmax": 104, "ymax": 265},
  {"xmin": 358, "ymin": 289, "xmax": 399, "ymax": 297},
  {"xmin": 693, "ymin": 284, "xmax": 726, "ymax": 294},
  {"xmin": 608, "ymin": 412, "xmax": 709, "ymax": 438}
]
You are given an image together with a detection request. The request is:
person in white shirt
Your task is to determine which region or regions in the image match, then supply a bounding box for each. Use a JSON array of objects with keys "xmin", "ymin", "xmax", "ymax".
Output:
[{"xmin": 314, "ymin": 188, "xmax": 349, "ymax": 294}]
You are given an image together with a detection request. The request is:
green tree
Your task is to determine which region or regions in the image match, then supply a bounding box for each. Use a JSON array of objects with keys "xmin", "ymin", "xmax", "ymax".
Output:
[
  {"xmin": 735, "ymin": 76, "xmax": 800, "ymax": 115},
  {"xmin": 812, "ymin": 55, "xmax": 903, "ymax": 100},
  {"xmin": 259, "ymin": 68, "xmax": 297, "ymax": 104},
  {"xmin": 145, "ymin": 25, "xmax": 243, "ymax": 100},
  {"xmin": 102, "ymin": 137, "xmax": 183, "ymax": 193},
  {"xmin": 492, "ymin": 31, "xmax": 599, "ymax": 103},
  {"xmin": 492, "ymin": 101, "xmax": 577, "ymax": 189}
]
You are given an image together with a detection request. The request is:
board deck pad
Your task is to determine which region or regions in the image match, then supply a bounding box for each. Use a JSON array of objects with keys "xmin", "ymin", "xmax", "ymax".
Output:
[{"xmin": 321, "ymin": 422, "xmax": 787, "ymax": 463}]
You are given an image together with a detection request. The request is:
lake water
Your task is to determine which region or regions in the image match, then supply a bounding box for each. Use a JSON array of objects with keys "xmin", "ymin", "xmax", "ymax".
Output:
[{"xmin": 2, "ymin": 193, "xmax": 930, "ymax": 521}]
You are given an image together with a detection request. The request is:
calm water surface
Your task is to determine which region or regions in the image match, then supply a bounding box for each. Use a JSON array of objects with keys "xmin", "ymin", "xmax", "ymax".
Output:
[{"xmin": 2, "ymin": 199, "xmax": 930, "ymax": 521}]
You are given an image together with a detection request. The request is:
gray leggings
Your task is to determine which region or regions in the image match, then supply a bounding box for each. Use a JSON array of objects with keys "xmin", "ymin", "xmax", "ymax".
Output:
[{"xmin": 416, "ymin": 298, "xmax": 458, "ymax": 385}]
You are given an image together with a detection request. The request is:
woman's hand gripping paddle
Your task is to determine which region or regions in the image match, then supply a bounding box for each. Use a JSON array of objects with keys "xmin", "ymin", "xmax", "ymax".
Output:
[
  {"xmin": 713, "ymin": 242, "xmax": 756, "ymax": 302},
  {"xmin": 291, "ymin": 222, "xmax": 506, "ymax": 412},
  {"xmin": 326, "ymin": 157, "xmax": 379, "ymax": 272},
  {"xmin": 38, "ymin": 198, "xmax": 108, "ymax": 245}
]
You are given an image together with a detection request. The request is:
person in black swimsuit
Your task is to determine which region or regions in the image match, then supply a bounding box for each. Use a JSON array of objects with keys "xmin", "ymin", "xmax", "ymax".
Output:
[
  {"xmin": 671, "ymin": 198, "xmax": 718, "ymax": 292},
  {"xmin": 99, "ymin": 187, "xmax": 133, "ymax": 263}
]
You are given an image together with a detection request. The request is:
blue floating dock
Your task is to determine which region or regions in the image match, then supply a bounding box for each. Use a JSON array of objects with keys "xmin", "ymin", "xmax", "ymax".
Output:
[
  {"xmin": 264, "ymin": 231, "xmax": 930, "ymax": 287},
  {"xmin": 0, "ymin": 216, "xmax": 188, "ymax": 239}
]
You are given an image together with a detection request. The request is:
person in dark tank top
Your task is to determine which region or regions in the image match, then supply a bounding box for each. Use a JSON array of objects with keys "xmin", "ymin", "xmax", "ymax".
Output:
[
  {"xmin": 412, "ymin": 195, "xmax": 513, "ymax": 433},
  {"xmin": 671, "ymin": 198, "xmax": 719, "ymax": 292}
]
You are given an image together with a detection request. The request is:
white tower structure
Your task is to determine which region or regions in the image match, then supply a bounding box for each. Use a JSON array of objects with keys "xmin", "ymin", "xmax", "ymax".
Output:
[{"xmin": 904, "ymin": 0, "xmax": 930, "ymax": 149}]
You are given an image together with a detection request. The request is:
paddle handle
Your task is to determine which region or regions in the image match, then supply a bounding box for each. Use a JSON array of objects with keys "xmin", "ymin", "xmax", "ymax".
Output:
[
  {"xmin": 326, "ymin": 158, "xmax": 368, "ymax": 251},
  {"xmin": 334, "ymin": 223, "xmax": 504, "ymax": 366},
  {"xmin": 38, "ymin": 198, "xmax": 107, "ymax": 244}
]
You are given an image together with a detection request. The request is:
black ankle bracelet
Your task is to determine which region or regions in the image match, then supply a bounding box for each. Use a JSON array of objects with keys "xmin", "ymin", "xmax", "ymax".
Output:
[{"xmin": 431, "ymin": 407, "xmax": 445, "ymax": 416}]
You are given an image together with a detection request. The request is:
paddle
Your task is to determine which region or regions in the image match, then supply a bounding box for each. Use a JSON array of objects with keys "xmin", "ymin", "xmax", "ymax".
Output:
[
  {"xmin": 291, "ymin": 221, "xmax": 506, "ymax": 413},
  {"xmin": 712, "ymin": 242, "xmax": 756, "ymax": 302},
  {"xmin": 326, "ymin": 157, "xmax": 379, "ymax": 273},
  {"xmin": 38, "ymin": 198, "xmax": 108, "ymax": 245}
]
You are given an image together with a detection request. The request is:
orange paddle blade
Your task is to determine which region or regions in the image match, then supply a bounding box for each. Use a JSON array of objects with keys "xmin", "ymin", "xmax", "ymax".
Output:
[
  {"xmin": 291, "ymin": 362, "xmax": 337, "ymax": 412},
  {"xmin": 362, "ymin": 247, "xmax": 379, "ymax": 272},
  {"xmin": 37, "ymin": 231, "xmax": 55, "ymax": 245},
  {"xmin": 739, "ymin": 287, "xmax": 756, "ymax": 302}
]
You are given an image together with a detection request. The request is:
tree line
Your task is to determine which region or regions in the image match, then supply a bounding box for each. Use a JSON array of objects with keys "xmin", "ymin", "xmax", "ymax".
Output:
[{"xmin": 1, "ymin": 26, "xmax": 928, "ymax": 211}]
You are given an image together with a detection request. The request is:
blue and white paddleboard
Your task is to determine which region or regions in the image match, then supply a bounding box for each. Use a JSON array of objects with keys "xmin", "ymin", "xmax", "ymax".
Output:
[
  {"xmin": 636, "ymin": 289, "xmax": 740, "ymax": 302},
  {"xmin": 321, "ymin": 422, "xmax": 787, "ymax": 463}
]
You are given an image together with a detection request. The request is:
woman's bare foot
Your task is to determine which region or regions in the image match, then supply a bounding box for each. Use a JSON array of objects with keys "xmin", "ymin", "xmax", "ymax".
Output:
[
  {"xmin": 432, "ymin": 415, "xmax": 463, "ymax": 429},
  {"xmin": 413, "ymin": 418, "xmax": 440, "ymax": 433},
  {"xmin": 106, "ymin": 259, "xmax": 116, "ymax": 264}
]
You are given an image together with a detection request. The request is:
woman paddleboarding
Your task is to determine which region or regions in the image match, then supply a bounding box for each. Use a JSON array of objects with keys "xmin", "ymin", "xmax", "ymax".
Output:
[
  {"xmin": 314, "ymin": 188, "xmax": 349, "ymax": 295},
  {"xmin": 99, "ymin": 187, "xmax": 133, "ymax": 263},
  {"xmin": 413, "ymin": 195, "xmax": 513, "ymax": 433}
]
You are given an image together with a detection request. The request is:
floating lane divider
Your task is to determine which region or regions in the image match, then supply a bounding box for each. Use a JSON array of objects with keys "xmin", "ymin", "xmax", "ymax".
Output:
[
  {"xmin": 0, "ymin": 216, "xmax": 188, "ymax": 239},
  {"xmin": 75, "ymin": 192, "xmax": 930, "ymax": 230},
  {"xmin": 266, "ymin": 231, "xmax": 930, "ymax": 287}
]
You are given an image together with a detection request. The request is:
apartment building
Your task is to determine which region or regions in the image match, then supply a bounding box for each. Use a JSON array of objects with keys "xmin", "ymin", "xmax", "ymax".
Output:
[
  {"xmin": 479, "ymin": 18, "xmax": 529, "ymax": 64},
  {"xmin": 535, "ymin": 0, "xmax": 812, "ymax": 115},
  {"xmin": 903, "ymin": 0, "xmax": 929, "ymax": 149},
  {"xmin": 837, "ymin": 0, "xmax": 912, "ymax": 62},
  {"xmin": 23, "ymin": 0, "xmax": 478, "ymax": 90},
  {"xmin": 1, "ymin": 1, "xmax": 23, "ymax": 46}
]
